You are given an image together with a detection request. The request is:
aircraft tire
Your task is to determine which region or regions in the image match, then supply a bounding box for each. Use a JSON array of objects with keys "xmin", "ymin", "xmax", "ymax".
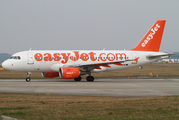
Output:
[
  {"xmin": 86, "ymin": 76, "xmax": 94, "ymax": 82},
  {"xmin": 74, "ymin": 76, "xmax": 81, "ymax": 81},
  {"xmin": 26, "ymin": 77, "xmax": 31, "ymax": 82}
]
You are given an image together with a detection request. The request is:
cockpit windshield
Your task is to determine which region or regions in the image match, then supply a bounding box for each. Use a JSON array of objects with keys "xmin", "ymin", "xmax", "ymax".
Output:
[{"xmin": 10, "ymin": 56, "xmax": 21, "ymax": 60}]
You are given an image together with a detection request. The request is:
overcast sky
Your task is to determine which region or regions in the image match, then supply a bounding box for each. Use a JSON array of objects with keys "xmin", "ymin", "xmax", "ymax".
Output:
[{"xmin": 0, "ymin": 0, "xmax": 179, "ymax": 54}]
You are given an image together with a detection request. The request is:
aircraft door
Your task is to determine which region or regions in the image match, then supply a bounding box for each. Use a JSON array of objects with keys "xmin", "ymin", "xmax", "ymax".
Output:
[{"xmin": 27, "ymin": 52, "xmax": 34, "ymax": 64}]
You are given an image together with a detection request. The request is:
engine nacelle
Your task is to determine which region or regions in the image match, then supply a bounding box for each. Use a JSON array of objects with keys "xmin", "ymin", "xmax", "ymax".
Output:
[
  {"xmin": 42, "ymin": 72, "xmax": 59, "ymax": 78},
  {"xmin": 59, "ymin": 67, "xmax": 80, "ymax": 79}
]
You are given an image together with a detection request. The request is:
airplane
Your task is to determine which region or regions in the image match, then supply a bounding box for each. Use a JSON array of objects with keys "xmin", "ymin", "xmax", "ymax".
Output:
[{"xmin": 2, "ymin": 20, "xmax": 171, "ymax": 82}]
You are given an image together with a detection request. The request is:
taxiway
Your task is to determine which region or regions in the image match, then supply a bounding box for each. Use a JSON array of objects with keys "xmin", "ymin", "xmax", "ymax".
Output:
[{"xmin": 0, "ymin": 78, "xmax": 179, "ymax": 97}]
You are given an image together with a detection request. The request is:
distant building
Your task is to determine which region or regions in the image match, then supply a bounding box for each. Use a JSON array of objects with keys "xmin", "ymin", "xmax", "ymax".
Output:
[
  {"xmin": 158, "ymin": 59, "xmax": 179, "ymax": 63},
  {"xmin": 157, "ymin": 52, "xmax": 179, "ymax": 63},
  {"xmin": 169, "ymin": 52, "xmax": 179, "ymax": 59}
]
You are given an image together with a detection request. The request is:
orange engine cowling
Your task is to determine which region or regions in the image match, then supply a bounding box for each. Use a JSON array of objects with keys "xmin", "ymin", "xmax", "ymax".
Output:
[
  {"xmin": 59, "ymin": 67, "xmax": 80, "ymax": 79},
  {"xmin": 42, "ymin": 72, "xmax": 59, "ymax": 78}
]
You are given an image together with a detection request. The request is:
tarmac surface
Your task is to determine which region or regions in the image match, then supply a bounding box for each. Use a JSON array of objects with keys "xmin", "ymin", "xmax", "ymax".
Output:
[{"xmin": 0, "ymin": 78, "xmax": 179, "ymax": 97}]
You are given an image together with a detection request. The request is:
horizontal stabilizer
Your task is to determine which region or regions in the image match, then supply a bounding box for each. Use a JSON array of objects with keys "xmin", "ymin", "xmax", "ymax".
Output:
[{"xmin": 147, "ymin": 53, "xmax": 173, "ymax": 60}]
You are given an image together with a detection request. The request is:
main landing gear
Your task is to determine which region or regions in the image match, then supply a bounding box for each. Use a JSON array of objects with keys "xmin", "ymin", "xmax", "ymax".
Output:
[
  {"xmin": 86, "ymin": 76, "xmax": 94, "ymax": 82},
  {"xmin": 26, "ymin": 72, "xmax": 31, "ymax": 82},
  {"xmin": 74, "ymin": 71, "xmax": 94, "ymax": 82},
  {"xmin": 74, "ymin": 76, "xmax": 82, "ymax": 81},
  {"xmin": 86, "ymin": 71, "xmax": 94, "ymax": 82},
  {"xmin": 74, "ymin": 76, "xmax": 94, "ymax": 82}
]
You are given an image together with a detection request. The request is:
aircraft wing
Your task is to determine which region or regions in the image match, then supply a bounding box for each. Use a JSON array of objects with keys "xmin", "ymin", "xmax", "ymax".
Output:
[{"xmin": 63, "ymin": 58, "xmax": 139, "ymax": 71}]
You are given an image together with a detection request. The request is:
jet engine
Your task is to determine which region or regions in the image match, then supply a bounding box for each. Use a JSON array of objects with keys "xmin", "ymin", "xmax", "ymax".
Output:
[
  {"xmin": 59, "ymin": 67, "xmax": 80, "ymax": 79},
  {"xmin": 42, "ymin": 72, "xmax": 59, "ymax": 78}
]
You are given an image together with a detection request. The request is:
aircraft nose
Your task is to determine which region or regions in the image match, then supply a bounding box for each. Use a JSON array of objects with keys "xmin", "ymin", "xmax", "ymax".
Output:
[{"xmin": 2, "ymin": 60, "xmax": 9, "ymax": 70}]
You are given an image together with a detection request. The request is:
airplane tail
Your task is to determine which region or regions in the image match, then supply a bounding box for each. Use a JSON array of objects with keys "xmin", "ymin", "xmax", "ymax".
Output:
[{"xmin": 131, "ymin": 20, "xmax": 166, "ymax": 52}]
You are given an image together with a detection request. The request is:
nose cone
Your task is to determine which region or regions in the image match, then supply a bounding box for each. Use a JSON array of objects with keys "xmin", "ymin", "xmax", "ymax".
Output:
[
  {"xmin": 2, "ymin": 60, "xmax": 20, "ymax": 71},
  {"xmin": 2, "ymin": 60, "xmax": 10, "ymax": 70},
  {"xmin": 2, "ymin": 60, "xmax": 6, "ymax": 69}
]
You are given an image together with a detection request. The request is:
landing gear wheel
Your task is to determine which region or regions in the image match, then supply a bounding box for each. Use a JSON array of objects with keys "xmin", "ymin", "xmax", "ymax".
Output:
[
  {"xmin": 26, "ymin": 77, "xmax": 31, "ymax": 82},
  {"xmin": 74, "ymin": 76, "xmax": 81, "ymax": 81},
  {"xmin": 86, "ymin": 76, "xmax": 94, "ymax": 82},
  {"xmin": 26, "ymin": 72, "xmax": 31, "ymax": 82}
]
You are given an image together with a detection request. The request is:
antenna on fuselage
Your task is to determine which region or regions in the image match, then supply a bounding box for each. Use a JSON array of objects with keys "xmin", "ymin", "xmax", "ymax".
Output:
[{"xmin": 29, "ymin": 48, "xmax": 31, "ymax": 51}]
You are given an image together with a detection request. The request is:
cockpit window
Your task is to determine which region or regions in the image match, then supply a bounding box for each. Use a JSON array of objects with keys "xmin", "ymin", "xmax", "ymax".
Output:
[{"xmin": 10, "ymin": 56, "xmax": 21, "ymax": 60}]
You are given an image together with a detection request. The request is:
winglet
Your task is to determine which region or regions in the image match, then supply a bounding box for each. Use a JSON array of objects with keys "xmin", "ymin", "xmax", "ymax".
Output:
[{"xmin": 131, "ymin": 20, "xmax": 166, "ymax": 52}]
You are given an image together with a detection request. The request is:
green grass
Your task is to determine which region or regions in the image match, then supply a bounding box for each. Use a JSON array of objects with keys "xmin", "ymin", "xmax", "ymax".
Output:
[
  {"xmin": 2, "ymin": 112, "xmax": 26, "ymax": 116},
  {"xmin": 0, "ymin": 93, "xmax": 179, "ymax": 120},
  {"xmin": 0, "ymin": 107, "xmax": 30, "ymax": 111}
]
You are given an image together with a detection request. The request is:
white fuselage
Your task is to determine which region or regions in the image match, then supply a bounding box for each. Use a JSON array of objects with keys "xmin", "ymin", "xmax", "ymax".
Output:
[{"xmin": 2, "ymin": 50, "xmax": 168, "ymax": 73}]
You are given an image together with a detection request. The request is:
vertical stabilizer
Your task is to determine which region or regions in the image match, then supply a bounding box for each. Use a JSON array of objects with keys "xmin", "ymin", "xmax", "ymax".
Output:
[{"xmin": 131, "ymin": 20, "xmax": 166, "ymax": 52}]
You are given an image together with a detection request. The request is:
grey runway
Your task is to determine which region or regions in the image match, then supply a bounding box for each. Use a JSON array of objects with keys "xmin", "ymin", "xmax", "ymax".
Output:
[{"xmin": 0, "ymin": 78, "xmax": 179, "ymax": 97}]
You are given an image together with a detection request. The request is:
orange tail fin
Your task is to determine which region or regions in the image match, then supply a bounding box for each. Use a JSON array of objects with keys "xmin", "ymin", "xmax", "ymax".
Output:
[{"xmin": 131, "ymin": 20, "xmax": 166, "ymax": 52}]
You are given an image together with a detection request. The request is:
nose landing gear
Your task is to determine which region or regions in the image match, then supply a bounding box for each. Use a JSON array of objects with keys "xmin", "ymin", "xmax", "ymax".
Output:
[{"xmin": 26, "ymin": 72, "xmax": 31, "ymax": 82}]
